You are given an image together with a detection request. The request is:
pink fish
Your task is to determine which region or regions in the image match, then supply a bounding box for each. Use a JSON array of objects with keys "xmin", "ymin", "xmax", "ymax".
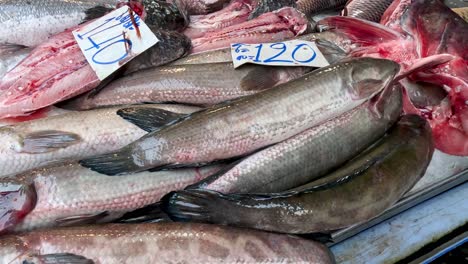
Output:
[
  {"xmin": 183, "ymin": 0, "xmax": 254, "ymax": 39},
  {"xmin": 319, "ymin": 0, "xmax": 468, "ymax": 156},
  {"xmin": 190, "ymin": 7, "xmax": 309, "ymax": 53}
]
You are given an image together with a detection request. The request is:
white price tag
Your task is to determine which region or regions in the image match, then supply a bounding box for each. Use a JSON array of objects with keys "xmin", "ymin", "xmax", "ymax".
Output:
[
  {"xmin": 231, "ymin": 40, "xmax": 329, "ymax": 69},
  {"xmin": 73, "ymin": 6, "xmax": 159, "ymax": 80}
]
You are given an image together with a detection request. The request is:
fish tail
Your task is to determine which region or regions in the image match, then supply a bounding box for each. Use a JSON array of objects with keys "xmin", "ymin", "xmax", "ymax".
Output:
[
  {"xmin": 0, "ymin": 179, "xmax": 36, "ymax": 233},
  {"xmin": 161, "ymin": 189, "xmax": 227, "ymax": 223},
  {"xmin": 79, "ymin": 149, "xmax": 141, "ymax": 176}
]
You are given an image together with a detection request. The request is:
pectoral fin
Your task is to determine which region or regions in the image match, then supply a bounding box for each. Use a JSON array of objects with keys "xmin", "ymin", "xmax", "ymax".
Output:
[
  {"xmin": 22, "ymin": 253, "xmax": 94, "ymax": 264},
  {"xmin": 21, "ymin": 130, "xmax": 81, "ymax": 154},
  {"xmin": 55, "ymin": 212, "xmax": 108, "ymax": 226}
]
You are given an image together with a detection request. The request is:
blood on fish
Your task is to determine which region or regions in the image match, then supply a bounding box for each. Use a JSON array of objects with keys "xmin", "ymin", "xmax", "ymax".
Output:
[{"xmin": 0, "ymin": 181, "xmax": 36, "ymax": 233}]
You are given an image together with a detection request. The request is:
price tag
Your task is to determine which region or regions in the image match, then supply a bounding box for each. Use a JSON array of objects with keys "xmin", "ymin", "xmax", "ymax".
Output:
[
  {"xmin": 73, "ymin": 6, "xmax": 159, "ymax": 80},
  {"xmin": 231, "ymin": 40, "xmax": 329, "ymax": 69}
]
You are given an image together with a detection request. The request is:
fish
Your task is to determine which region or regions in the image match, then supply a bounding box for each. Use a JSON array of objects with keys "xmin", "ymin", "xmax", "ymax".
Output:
[
  {"xmin": 183, "ymin": 0, "xmax": 254, "ymax": 39},
  {"xmin": 0, "ymin": 0, "xmax": 119, "ymax": 47},
  {"xmin": 171, "ymin": 31, "xmax": 348, "ymax": 66},
  {"xmin": 190, "ymin": 7, "xmax": 309, "ymax": 53},
  {"xmin": 296, "ymin": 0, "xmax": 348, "ymax": 16},
  {"xmin": 0, "ymin": 104, "xmax": 200, "ymax": 177},
  {"xmin": 341, "ymin": 0, "xmax": 395, "ymax": 22},
  {"xmin": 161, "ymin": 115, "xmax": 434, "ymax": 234},
  {"xmin": 318, "ymin": 0, "xmax": 468, "ymax": 155},
  {"xmin": 248, "ymin": 0, "xmax": 297, "ymax": 20},
  {"xmin": 0, "ymin": 28, "xmax": 191, "ymax": 118},
  {"xmin": 188, "ymin": 84, "xmax": 402, "ymax": 194},
  {"xmin": 79, "ymin": 58, "xmax": 399, "ymax": 176},
  {"xmin": 452, "ymin": 7, "xmax": 468, "ymax": 22},
  {"xmin": 59, "ymin": 63, "xmax": 312, "ymax": 110},
  {"xmin": 0, "ymin": 223, "xmax": 335, "ymax": 263},
  {"xmin": 167, "ymin": 0, "xmax": 232, "ymax": 15},
  {"xmin": 0, "ymin": 46, "xmax": 31, "ymax": 80},
  {"xmin": 0, "ymin": 163, "xmax": 222, "ymax": 233}
]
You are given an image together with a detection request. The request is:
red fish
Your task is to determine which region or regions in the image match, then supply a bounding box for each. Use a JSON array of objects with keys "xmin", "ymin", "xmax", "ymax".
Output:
[
  {"xmin": 319, "ymin": 0, "xmax": 468, "ymax": 155},
  {"xmin": 0, "ymin": 1, "xmax": 151, "ymax": 119},
  {"xmin": 190, "ymin": 7, "xmax": 309, "ymax": 53},
  {"xmin": 183, "ymin": 0, "xmax": 254, "ymax": 39}
]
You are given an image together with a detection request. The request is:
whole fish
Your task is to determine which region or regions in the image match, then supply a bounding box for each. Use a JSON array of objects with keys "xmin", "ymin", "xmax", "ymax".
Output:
[
  {"xmin": 0, "ymin": 46, "xmax": 31, "ymax": 80},
  {"xmin": 190, "ymin": 7, "xmax": 309, "ymax": 53},
  {"xmin": 0, "ymin": 104, "xmax": 200, "ymax": 177},
  {"xmin": 0, "ymin": 0, "xmax": 119, "ymax": 47},
  {"xmin": 0, "ymin": 223, "xmax": 335, "ymax": 263},
  {"xmin": 167, "ymin": 0, "xmax": 231, "ymax": 15},
  {"xmin": 341, "ymin": 0, "xmax": 395, "ymax": 22},
  {"xmin": 162, "ymin": 115, "xmax": 434, "ymax": 234},
  {"xmin": 183, "ymin": 0, "xmax": 254, "ymax": 39},
  {"xmin": 319, "ymin": 0, "xmax": 468, "ymax": 155},
  {"xmin": 60, "ymin": 63, "xmax": 311, "ymax": 110},
  {"xmin": 452, "ymin": 7, "xmax": 468, "ymax": 22},
  {"xmin": 0, "ymin": 163, "xmax": 221, "ymax": 233},
  {"xmin": 79, "ymin": 58, "xmax": 399, "ymax": 176},
  {"xmin": 248, "ymin": 0, "xmax": 296, "ymax": 20},
  {"xmin": 0, "ymin": 29, "xmax": 191, "ymax": 118},
  {"xmin": 171, "ymin": 31, "xmax": 348, "ymax": 66},
  {"xmin": 189, "ymin": 85, "xmax": 402, "ymax": 193},
  {"xmin": 296, "ymin": 0, "xmax": 347, "ymax": 16}
]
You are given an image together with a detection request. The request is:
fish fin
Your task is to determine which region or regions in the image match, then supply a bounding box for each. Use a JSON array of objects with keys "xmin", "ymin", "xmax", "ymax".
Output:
[
  {"xmin": 369, "ymin": 84, "xmax": 402, "ymax": 119},
  {"xmin": 82, "ymin": 6, "xmax": 114, "ymax": 23},
  {"xmin": 317, "ymin": 16, "xmax": 402, "ymax": 45},
  {"xmin": 240, "ymin": 66, "xmax": 281, "ymax": 91},
  {"xmin": 161, "ymin": 189, "xmax": 228, "ymax": 222},
  {"xmin": 185, "ymin": 159, "xmax": 245, "ymax": 190},
  {"xmin": 79, "ymin": 149, "xmax": 141, "ymax": 176},
  {"xmin": 21, "ymin": 131, "xmax": 81, "ymax": 154},
  {"xmin": 0, "ymin": 43, "xmax": 27, "ymax": 55},
  {"xmin": 116, "ymin": 202, "xmax": 172, "ymax": 223},
  {"xmin": 117, "ymin": 108, "xmax": 186, "ymax": 132},
  {"xmin": 22, "ymin": 253, "xmax": 94, "ymax": 264},
  {"xmin": 87, "ymin": 68, "xmax": 126, "ymax": 98},
  {"xmin": 55, "ymin": 212, "xmax": 109, "ymax": 226},
  {"xmin": 394, "ymin": 54, "xmax": 455, "ymax": 82}
]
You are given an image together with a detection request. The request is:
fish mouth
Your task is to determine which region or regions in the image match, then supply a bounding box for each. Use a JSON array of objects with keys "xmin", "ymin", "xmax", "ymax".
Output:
[{"xmin": 0, "ymin": 180, "xmax": 36, "ymax": 233}]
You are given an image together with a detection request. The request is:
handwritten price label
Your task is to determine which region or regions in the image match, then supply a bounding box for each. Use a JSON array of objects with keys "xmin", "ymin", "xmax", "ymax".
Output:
[
  {"xmin": 73, "ymin": 6, "xmax": 159, "ymax": 80},
  {"xmin": 231, "ymin": 40, "xmax": 329, "ymax": 69}
]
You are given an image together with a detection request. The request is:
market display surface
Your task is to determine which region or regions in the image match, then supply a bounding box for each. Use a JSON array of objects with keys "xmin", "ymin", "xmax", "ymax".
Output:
[{"xmin": 0, "ymin": 0, "xmax": 466, "ymax": 263}]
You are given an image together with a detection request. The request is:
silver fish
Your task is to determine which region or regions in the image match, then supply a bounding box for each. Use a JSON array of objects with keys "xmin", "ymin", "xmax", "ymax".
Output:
[
  {"xmin": 0, "ymin": 104, "xmax": 200, "ymax": 177},
  {"xmin": 0, "ymin": 223, "xmax": 335, "ymax": 264},
  {"xmin": 0, "ymin": 163, "xmax": 222, "ymax": 233},
  {"xmin": 162, "ymin": 115, "xmax": 434, "ymax": 234},
  {"xmin": 190, "ymin": 84, "xmax": 402, "ymax": 193},
  {"xmin": 0, "ymin": 0, "xmax": 119, "ymax": 47},
  {"xmin": 79, "ymin": 58, "xmax": 399, "ymax": 176},
  {"xmin": 61, "ymin": 63, "xmax": 312, "ymax": 110},
  {"xmin": 341, "ymin": 0, "xmax": 395, "ymax": 22},
  {"xmin": 171, "ymin": 31, "xmax": 347, "ymax": 66},
  {"xmin": 0, "ymin": 45, "xmax": 31, "ymax": 80}
]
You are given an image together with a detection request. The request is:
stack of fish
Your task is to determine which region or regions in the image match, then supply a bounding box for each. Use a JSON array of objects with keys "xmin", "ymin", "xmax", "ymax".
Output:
[{"xmin": 0, "ymin": 0, "xmax": 466, "ymax": 263}]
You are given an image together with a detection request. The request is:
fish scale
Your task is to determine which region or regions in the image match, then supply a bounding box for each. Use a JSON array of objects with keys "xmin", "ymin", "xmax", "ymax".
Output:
[
  {"xmin": 0, "ymin": 0, "xmax": 119, "ymax": 47},
  {"xmin": 7, "ymin": 164, "xmax": 222, "ymax": 232},
  {"xmin": 190, "ymin": 84, "xmax": 402, "ymax": 194},
  {"xmin": 0, "ymin": 104, "xmax": 200, "ymax": 177},
  {"xmin": 0, "ymin": 223, "xmax": 334, "ymax": 263},
  {"xmin": 79, "ymin": 58, "xmax": 399, "ymax": 176}
]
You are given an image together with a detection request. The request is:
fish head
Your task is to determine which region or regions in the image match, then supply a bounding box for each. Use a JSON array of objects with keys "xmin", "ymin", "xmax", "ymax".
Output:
[
  {"xmin": 348, "ymin": 58, "xmax": 400, "ymax": 99},
  {"xmin": 275, "ymin": 7, "xmax": 310, "ymax": 36},
  {"xmin": 0, "ymin": 178, "xmax": 36, "ymax": 233}
]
